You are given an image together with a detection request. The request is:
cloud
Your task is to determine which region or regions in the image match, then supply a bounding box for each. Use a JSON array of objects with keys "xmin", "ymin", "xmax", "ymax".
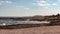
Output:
[
  {"xmin": 14, "ymin": 5, "xmax": 30, "ymax": 10},
  {"xmin": 0, "ymin": 3, "xmax": 2, "ymax": 5},
  {"xmin": 37, "ymin": 0, "xmax": 47, "ymax": 3},
  {"xmin": 6, "ymin": 1, "xmax": 12, "ymax": 4},
  {"xmin": 1, "ymin": 1, "xmax": 4, "ymax": 3},
  {"xmin": 36, "ymin": 0, "xmax": 50, "ymax": 8},
  {"xmin": 47, "ymin": 0, "xmax": 50, "ymax": 1},
  {"xmin": 37, "ymin": 2, "xmax": 50, "ymax": 6},
  {"xmin": 58, "ymin": 0, "xmax": 60, "ymax": 1},
  {"xmin": 24, "ymin": 8, "xmax": 30, "ymax": 10},
  {"xmin": 15, "ymin": 6, "xmax": 24, "ymax": 8},
  {"xmin": 0, "ymin": 0, "xmax": 12, "ymax": 6},
  {"xmin": 52, "ymin": 3, "xmax": 57, "ymax": 6},
  {"xmin": 36, "ymin": 0, "xmax": 58, "ymax": 8}
]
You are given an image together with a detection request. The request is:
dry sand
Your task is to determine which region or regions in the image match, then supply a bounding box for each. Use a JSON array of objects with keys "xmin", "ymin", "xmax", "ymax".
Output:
[{"xmin": 0, "ymin": 26, "xmax": 60, "ymax": 34}]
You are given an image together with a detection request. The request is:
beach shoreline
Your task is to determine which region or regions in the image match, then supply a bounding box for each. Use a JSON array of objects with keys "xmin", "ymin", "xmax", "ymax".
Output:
[{"xmin": 0, "ymin": 26, "xmax": 60, "ymax": 34}]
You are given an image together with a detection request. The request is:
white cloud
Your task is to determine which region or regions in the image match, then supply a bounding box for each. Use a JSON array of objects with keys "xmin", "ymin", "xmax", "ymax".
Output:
[
  {"xmin": 0, "ymin": 3, "xmax": 2, "ymax": 5},
  {"xmin": 1, "ymin": 1, "xmax": 4, "ymax": 3},
  {"xmin": 37, "ymin": 0, "xmax": 47, "ymax": 3},
  {"xmin": 47, "ymin": 0, "xmax": 50, "ymax": 1},
  {"xmin": 37, "ymin": 2, "xmax": 50, "ymax": 6},
  {"xmin": 52, "ymin": 3, "xmax": 57, "ymax": 6},
  {"xmin": 36, "ymin": 0, "xmax": 58, "ymax": 8},
  {"xmin": 58, "ymin": 0, "xmax": 60, "ymax": 1},
  {"xmin": 14, "ymin": 5, "xmax": 30, "ymax": 10},
  {"xmin": 36, "ymin": 0, "xmax": 50, "ymax": 8},
  {"xmin": 0, "ymin": 0, "xmax": 12, "ymax": 6},
  {"xmin": 6, "ymin": 1, "xmax": 12, "ymax": 4},
  {"xmin": 24, "ymin": 8, "xmax": 30, "ymax": 10},
  {"xmin": 15, "ymin": 5, "xmax": 24, "ymax": 8}
]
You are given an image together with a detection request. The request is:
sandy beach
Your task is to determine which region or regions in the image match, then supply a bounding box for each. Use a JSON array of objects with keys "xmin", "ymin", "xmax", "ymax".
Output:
[{"xmin": 0, "ymin": 26, "xmax": 60, "ymax": 34}]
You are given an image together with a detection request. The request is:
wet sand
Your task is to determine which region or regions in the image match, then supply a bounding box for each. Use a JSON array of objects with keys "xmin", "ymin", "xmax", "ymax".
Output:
[{"xmin": 0, "ymin": 26, "xmax": 60, "ymax": 34}]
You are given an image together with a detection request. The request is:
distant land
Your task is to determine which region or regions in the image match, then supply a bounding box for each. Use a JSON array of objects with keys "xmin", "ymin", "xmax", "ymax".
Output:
[{"xmin": 0, "ymin": 14, "xmax": 60, "ymax": 29}]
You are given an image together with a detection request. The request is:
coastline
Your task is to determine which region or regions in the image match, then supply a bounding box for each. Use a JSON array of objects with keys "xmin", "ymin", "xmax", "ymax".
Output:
[{"xmin": 0, "ymin": 24, "xmax": 49, "ymax": 29}]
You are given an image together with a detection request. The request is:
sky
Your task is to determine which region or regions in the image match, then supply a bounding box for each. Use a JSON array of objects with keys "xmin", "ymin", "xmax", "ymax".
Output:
[{"xmin": 0, "ymin": 0, "xmax": 60, "ymax": 17}]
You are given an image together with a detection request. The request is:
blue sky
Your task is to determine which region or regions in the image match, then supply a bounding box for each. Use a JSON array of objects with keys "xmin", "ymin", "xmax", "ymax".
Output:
[{"xmin": 0, "ymin": 0, "xmax": 60, "ymax": 16}]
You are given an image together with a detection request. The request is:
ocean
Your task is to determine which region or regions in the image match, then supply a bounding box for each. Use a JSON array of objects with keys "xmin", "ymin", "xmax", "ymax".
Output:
[{"xmin": 0, "ymin": 19, "xmax": 50, "ymax": 25}]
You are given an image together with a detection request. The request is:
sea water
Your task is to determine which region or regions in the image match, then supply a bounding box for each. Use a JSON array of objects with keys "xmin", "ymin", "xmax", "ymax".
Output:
[{"xmin": 0, "ymin": 19, "xmax": 50, "ymax": 25}]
